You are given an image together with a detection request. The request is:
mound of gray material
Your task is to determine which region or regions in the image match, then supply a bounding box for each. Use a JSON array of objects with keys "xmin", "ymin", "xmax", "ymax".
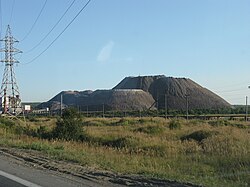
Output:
[
  {"xmin": 79, "ymin": 89, "xmax": 155, "ymax": 111},
  {"xmin": 38, "ymin": 90, "xmax": 93, "ymax": 110},
  {"xmin": 113, "ymin": 75, "xmax": 164, "ymax": 92},
  {"xmin": 113, "ymin": 75, "xmax": 231, "ymax": 110},
  {"xmin": 39, "ymin": 75, "xmax": 230, "ymax": 111},
  {"xmin": 38, "ymin": 89, "xmax": 155, "ymax": 111}
]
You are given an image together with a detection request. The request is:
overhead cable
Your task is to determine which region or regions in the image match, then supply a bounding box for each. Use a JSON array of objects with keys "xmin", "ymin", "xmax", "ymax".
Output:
[
  {"xmin": 20, "ymin": 0, "xmax": 48, "ymax": 41},
  {"xmin": 23, "ymin": 0, "xmax": 92, "ymax": 65},
  {"xmin": 25, "ymin": 0, "xmax": 76, "ymax": 53},
  {"xmin": 9, "ymin": 0, "xmax": 15, "ymax": 24}
]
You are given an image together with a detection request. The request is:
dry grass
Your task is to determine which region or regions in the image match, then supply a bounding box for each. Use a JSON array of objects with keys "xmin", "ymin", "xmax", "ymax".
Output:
[{"xmin": 0, "ymin": 116, "xmax": 249, "ymax": 187}]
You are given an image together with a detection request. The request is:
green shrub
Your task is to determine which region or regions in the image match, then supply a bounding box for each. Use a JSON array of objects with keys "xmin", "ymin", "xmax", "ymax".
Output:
[
  {"xmin": 51, "ymin": 108, "xmax": 84, "ymax": 141},
  {"xmin": 169, "ymin": 119, "xmax": 181, "ymax": 130}
]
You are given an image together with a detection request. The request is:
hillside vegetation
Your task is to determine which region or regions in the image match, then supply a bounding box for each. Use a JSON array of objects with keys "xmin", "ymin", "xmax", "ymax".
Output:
[{"xmin": 0, "ymin": 112, "xmax": 249, "ymax": 187}]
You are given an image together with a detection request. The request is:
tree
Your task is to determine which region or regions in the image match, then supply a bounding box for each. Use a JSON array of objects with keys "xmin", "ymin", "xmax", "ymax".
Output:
[{"xmin": 52, "ymin": 108, "xmax": 83, "ymax": 141}]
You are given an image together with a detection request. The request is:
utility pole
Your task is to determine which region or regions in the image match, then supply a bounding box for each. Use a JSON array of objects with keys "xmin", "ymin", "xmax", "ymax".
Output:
[
  {"xmin": 245, "ymin": 96, "xmax": 248, "ymax": 122},
  {"xmin": 0, "ymin": 25, "xmax": 22, "ymax": 115}
]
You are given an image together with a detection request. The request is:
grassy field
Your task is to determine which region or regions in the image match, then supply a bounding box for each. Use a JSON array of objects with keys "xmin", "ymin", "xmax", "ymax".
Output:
[{"xmin": 0, "ymin": 116, "xmax": 249, "ymax": 187}]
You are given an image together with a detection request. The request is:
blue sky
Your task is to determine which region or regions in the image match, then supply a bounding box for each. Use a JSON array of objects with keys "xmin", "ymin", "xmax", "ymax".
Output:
[{"xmin": 0, "ymin": 0, "xmax": 250, "ymax": 104}]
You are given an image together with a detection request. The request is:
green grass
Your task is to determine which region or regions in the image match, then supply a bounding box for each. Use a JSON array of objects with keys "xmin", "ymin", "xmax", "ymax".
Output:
[{"xmin": 0, "ymin": 117, "xmax": 249, "ymax": 187}]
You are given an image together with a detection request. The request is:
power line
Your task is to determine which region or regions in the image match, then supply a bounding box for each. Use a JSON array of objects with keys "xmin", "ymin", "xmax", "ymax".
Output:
[
  {"xmin": 23, "ymin": 0, "xmax": 92, "ymax": 65},
  {"xmin": 0, "ymin": 0, "xmax": 2, "ymax": 38},
  {"xmin": 20, "ymin": 0, "xmax": 48, "ymax": 42},
  {"xmin": 25, "ymin": 0, "xmax": 76, "ymax": 53},
  {"xmin": 9, "ymin": 0, "xmax": 15, "ymax": 24}
]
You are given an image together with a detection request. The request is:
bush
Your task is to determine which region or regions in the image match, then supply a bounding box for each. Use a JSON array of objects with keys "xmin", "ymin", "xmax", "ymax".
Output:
[
  {"xmin": 169, "ymin": 119, "xmax": 181, "ymax": 130},
  {"xmin": 51, "ymin": 108, "xmax": 84, "ymax": 141}
]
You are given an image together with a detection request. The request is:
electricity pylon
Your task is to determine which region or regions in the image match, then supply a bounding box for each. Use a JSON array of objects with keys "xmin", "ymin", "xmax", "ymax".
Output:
[{"xmin": 0, "ymin": 25, "xmax": 22, "ymax": 115}]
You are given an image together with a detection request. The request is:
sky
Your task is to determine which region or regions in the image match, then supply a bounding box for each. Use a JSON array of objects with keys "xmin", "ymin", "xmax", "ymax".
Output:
[{"xmin": 0, "ymin": 0, "xmax": 250, "ymax": 104}]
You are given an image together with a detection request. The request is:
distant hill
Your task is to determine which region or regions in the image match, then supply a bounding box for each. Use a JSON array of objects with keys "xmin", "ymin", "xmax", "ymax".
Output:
[{"xmin": 39, "ymin": 75, "xmax": 231, "ymax": 111}]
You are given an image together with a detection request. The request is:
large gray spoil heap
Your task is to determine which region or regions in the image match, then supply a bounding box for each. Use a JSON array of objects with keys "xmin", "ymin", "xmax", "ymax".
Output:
[
  {"xmin": 113, "ymin": 75, "xmax": 231, "ymax": 110},
  {"xmin": 39, "ymin": 75, "xmax": 230, "ymax": 111},
  {"xmin": 39, "ymin": 89, "xmax": 155, "ymax": 111}
]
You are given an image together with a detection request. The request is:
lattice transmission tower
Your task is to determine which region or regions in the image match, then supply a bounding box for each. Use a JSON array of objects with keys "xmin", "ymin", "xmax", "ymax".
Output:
[{"xmin": 0, "ymin": 25, "xmax": 22, "ymax": 115}]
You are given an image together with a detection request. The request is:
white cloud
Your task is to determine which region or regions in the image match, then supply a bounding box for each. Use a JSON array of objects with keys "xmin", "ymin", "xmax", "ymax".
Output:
[{"xmin": 97, "ymin": 41, "xmax": 114, "ymax": 63}]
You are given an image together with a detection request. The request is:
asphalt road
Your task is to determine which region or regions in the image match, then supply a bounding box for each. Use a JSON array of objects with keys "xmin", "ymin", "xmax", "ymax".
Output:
[
  {"xmin": 0, "ymin": 174, "xmax": 27, "ymax": 187},
  {"xmin": 0, "ymin": 153, "xmax": 123, "ymax": 187},
  {"xmin": 0, "ymin": 174, "xmax": 26, "ymax": 187}
]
